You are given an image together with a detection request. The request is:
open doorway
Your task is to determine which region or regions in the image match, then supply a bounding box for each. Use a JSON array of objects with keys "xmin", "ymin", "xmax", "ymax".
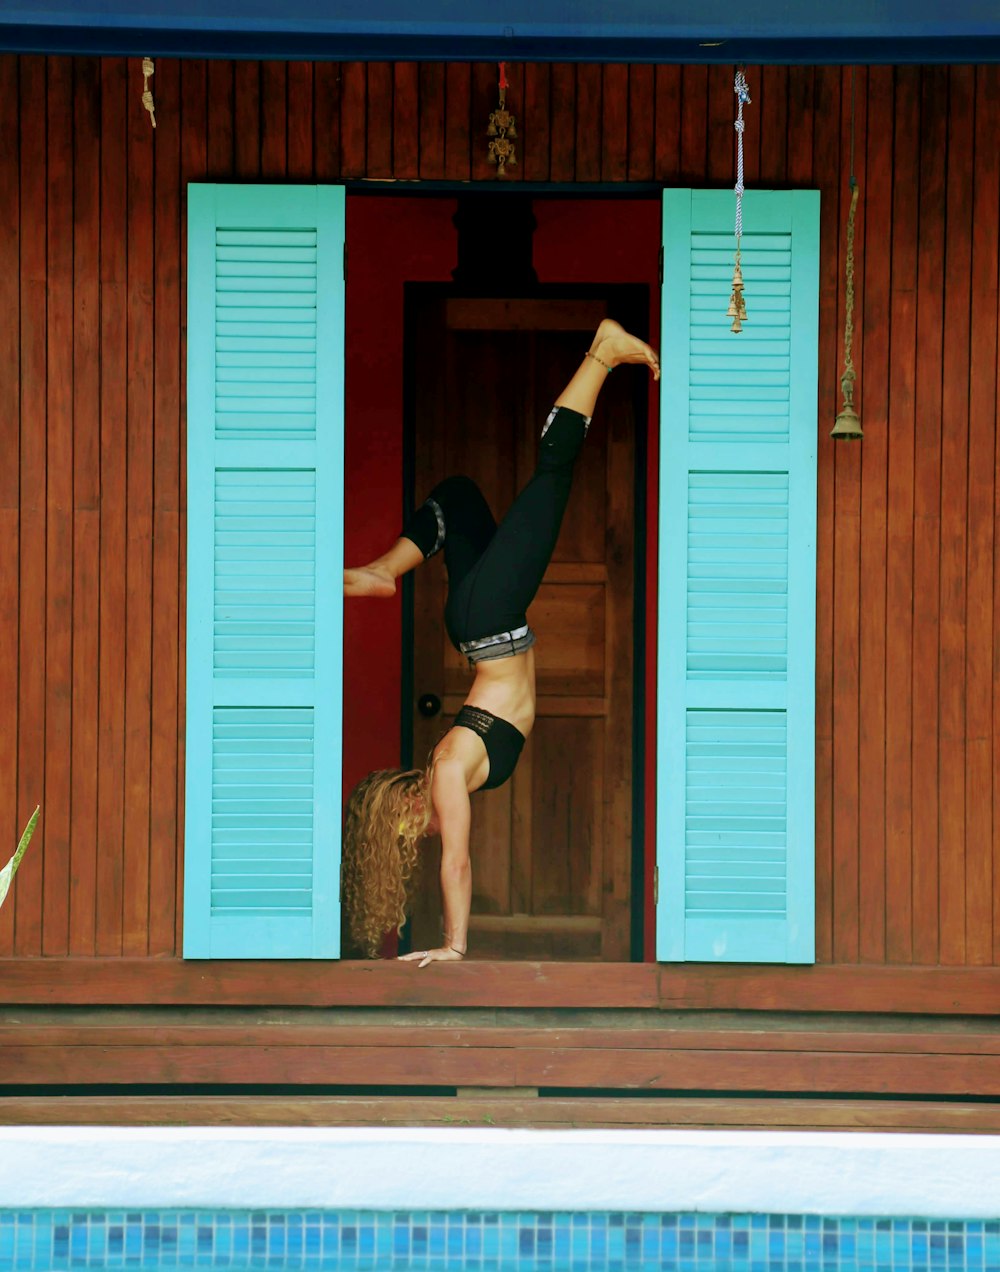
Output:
[
  {"xmin": 403, "ymin": 281, "xmax": 649, "ymax": 961},
  {"xmin": 342, "ymin": 191, "xmax": 660, "ymax": 962}
]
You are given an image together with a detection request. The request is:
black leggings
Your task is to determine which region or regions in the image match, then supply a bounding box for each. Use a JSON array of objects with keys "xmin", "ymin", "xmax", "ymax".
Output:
[{"xmin": 401, "ymin": 405, "xmax": 589, "ymax": 649}]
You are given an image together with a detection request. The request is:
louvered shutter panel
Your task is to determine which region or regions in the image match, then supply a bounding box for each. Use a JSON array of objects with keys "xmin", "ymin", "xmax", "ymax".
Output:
[
  {"xmin": 184, "ymin": 184, "xmax": 344, "ymax": 958},
  {"xmin": 656, "ymin": 188, "xmax": 819, "ymax": 963}
]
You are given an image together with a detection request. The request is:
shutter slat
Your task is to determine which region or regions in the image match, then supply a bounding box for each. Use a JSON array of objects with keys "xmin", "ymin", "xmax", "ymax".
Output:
[
  {"xmin": 216, "ymin": 367, "xmax": 316, "ymax": 384},
  {"xmin": 216, "ymin": 261, "xmax": 317, "ymax": 278},
  {"xmin": 216, "ymin": 229, "xmax": 318, "ymax": 246}
]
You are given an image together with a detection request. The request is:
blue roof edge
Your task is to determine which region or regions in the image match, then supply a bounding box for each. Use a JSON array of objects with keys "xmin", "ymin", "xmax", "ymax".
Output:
[{"xmin": 1, "ymin": 19, "xmax": 999, "ymax": 64}]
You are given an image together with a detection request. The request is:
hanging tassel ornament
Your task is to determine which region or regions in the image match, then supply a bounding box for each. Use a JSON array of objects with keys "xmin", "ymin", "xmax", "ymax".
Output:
[
  {"xmin": 831, "ymin": 178, "xmax": 862, "ymax": 439},
  {"xmin": 141, "ymin": 57, "xmax": 156, "ymax": 128},
  {"xmin": 728, "ymin": 66, "xmax": 751, "ymax": 332},
  {"xmin": 832, "ymin": 69, "xmax": 863, "ymax": 440},
  {"xmin": 487, "ymin": 62, "xmax": 517, "ymax": 178}
]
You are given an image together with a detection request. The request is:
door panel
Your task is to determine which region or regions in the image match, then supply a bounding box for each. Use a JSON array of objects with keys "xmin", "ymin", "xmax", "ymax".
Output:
[{"xmin": 409, "ymin": 295, "xmax": 636, "ymax": 961}]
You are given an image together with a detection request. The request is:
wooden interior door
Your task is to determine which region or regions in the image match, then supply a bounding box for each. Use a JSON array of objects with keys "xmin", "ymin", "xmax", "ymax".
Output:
[{"xmin": 408, "ymin": 295, "xmax": 637, "ymax": 961}]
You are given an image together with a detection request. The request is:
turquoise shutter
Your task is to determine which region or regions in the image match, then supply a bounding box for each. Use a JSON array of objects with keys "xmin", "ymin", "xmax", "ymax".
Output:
[
  {"xmin": 184, "ymin": 184, "xmax": 344, "ymax": 958},
  {"xmin": 657, "ymin": 188, "xmax": 819, "ymax": 963}
]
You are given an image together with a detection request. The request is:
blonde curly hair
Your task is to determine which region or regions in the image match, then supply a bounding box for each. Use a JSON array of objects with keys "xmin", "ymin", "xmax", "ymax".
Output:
[{"xmin": 341, "ymin": 766, "xmax": 433, "ymax": 957}]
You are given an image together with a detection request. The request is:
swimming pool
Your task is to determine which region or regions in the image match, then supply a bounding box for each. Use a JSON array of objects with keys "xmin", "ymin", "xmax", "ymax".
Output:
[
  {"xmin": 5, "ymin": 1209, "xmax": 999, "ymax": 1271},
  {"xmin": 2, "ymin": 1129, "xmax": 998, "ymax": 1270}
]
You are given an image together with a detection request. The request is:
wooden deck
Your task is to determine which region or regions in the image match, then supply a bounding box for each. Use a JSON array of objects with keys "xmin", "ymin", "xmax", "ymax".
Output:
[{"xmin": 2, "ymin": 961, "xmax": 998, "ymax": 1132}]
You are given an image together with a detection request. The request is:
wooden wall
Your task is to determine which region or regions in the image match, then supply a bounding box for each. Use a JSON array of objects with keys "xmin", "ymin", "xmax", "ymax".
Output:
[{"xmin": 0, "ymin": 56, "xmax": 998, "ymax": 970}]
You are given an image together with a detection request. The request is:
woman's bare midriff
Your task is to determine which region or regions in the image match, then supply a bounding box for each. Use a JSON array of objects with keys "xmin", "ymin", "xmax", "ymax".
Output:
[
  {"xmin": 430, "ymin": 647, "xmax": 536, "ymax": 791},
  {"xmin": 464, "ymin": 646, "xmax": 536, "ymax": 734}
]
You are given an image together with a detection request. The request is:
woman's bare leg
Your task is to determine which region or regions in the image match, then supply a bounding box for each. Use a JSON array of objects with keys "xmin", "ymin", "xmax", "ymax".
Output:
[
  {"xmin": 347, "ymin": 323, "xmax": 657, "ymax": 599},
  {"xmin": 344, "ymin": 536, "xmax": 424, "ymax": 597},
  {"xmin": 553, "ymin": 319, "xmax": 659, "ymax": 418}
]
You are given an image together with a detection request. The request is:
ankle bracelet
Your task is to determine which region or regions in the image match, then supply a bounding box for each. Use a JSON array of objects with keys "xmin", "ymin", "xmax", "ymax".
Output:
[{"xmin": 585, "ymin": 349, "xmax": 613, "ymax": 373}]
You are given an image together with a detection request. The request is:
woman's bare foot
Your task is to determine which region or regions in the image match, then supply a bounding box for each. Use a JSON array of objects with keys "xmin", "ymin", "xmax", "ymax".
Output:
[
  {"xmin": 593, "ymin": 322, "xmax": 660, "ymax": 379},
  {"xmin": 590, "ymin": 318, "xmax": 627, "ymax": 352},
  {"xmin": 344, "ymin": 566, "xmax": 396, "ymax": 598}
]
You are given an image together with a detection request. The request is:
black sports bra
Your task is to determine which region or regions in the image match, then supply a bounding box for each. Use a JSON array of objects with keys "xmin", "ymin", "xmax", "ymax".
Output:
[{"xmin": 452, "ymin": 705, "xmax": 526, "ymax": 791}]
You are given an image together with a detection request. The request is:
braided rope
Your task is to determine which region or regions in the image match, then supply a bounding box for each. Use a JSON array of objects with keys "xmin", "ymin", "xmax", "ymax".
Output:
[
  {"xmin": 734, "ymin": 68, "xmax": 751, "ymax": 243},
  {"xmin": 840, "ymin": 178, "xmax": 860, "ymax": 404},
  {"xmin": 836, "ymin": 65, "xmax": 862, "ymax": 433}
]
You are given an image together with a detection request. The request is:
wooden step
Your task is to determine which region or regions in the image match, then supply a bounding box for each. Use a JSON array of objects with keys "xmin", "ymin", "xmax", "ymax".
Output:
[
  {"xmin": 1, "ymin": 1094, "xmax": 999, "ymax": 1133},
  {"xmin": 2, "ymin": 1009, "xmax": 998, "ymax": 1097}
]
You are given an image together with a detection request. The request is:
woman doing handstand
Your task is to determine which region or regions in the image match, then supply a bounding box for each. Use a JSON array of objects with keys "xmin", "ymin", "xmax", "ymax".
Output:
[{"xmin": 342, "ymin": 320, "xmax": 659, "ymax": 966}]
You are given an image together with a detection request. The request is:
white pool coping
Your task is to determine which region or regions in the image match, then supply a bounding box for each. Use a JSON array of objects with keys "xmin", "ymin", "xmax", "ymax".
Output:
[{"xmin": 2, "ymin": 1127, "xmax": 1000, "ymax": 1218}]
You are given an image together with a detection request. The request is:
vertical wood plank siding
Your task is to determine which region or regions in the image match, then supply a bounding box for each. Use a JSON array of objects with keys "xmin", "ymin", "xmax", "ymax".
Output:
[{"xmin": 0, "ymin": 57, "xmax": 997, "ymax": 966}]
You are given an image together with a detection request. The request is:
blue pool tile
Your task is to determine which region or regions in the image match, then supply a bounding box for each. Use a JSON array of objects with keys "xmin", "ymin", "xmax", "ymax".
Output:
[{"xmin": 5, "ymin": 1209, "xmax": 1000, "ymax": 1270}]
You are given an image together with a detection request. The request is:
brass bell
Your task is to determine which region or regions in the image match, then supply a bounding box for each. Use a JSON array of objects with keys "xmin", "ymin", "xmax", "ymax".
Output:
[
  {"xmin": 728, "ymin": 285, "xmax": 747, "ymax": 331},
  {"xmin": 831, "ymin": 368, "xmax": 863, "ymax": 440},
  {"xmin": 831, "ymin": 400, "xmax": 863, "ymax": 440},
  {"xmin": 506, "ymin": 118, "xmax": 517, "ymax": 138},
  {"xmin": 728, "ymin": 255, "xmax": 747, "ymax": 330},
  {"xmin": 487, "ymin": 117, "xmax": 498, "ymax": 137}
]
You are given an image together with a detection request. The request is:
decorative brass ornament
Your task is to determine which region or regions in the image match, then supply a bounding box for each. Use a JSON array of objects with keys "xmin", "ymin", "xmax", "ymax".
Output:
[
  {"xmin": 727, "ymin": 251, "xmax": 748, "ymax": 333},
  {"xmin": 141, "ymin": 56, "xmax": 156, "ymax": 128},
  {"xmin": 487, "ymin": 62, "xmax": 517, "ymax": 178},
  {"xmin": 832, "ymin": 72, "xmax": 863, "ymax": 440},
  {"xmin": 831, "ymin": 388, "xmax": 862, "ymax": 440},
  {"xmin": 831, "ymin": 180, "xmax": 863, "ymax": 440}
]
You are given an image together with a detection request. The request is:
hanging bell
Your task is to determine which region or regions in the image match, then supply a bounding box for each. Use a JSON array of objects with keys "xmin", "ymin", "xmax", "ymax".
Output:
[
  {"xmin": 831, "ymin": 400, "xmax": 863, "ymax": 440},
  {"xmin": 831, "ymin": 368, "xmax": 863, "ymax": 440},
  {"xmin": 506, "ymin": 118, "xmax": 517, "ymax": 138},
  {"xmin": 487, "ymin": 116, "xmax": 498, "ymax": 137},
  {"xmin": 728, "ymin": 284, "xmax": 747, "ymax": 331}
]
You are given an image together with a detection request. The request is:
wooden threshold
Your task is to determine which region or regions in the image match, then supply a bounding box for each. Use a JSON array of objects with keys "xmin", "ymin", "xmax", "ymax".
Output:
[
  {"xmin": 1, "ymin": 960, "xmax": 999, "ymax": 1014},
  {"xmin": 2, "ymin": 1094, "xmax": 999, "ymax": 1133}
]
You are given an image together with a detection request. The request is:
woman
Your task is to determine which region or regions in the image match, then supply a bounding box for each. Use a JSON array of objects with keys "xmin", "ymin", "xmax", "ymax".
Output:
[{"xmin": 342, "ymin": 319, "xmax": 659, "ymax": 966}]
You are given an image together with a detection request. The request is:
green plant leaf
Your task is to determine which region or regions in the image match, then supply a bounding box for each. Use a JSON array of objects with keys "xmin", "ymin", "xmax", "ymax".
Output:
[{"xmin": 0, "ymin": 806, "xmax": 40, "ymax": 911}]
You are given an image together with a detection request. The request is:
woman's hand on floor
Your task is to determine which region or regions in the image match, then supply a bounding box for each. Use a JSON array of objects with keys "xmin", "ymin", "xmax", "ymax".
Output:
[{"xmin": 398, "ymin": 946, "xmax": 465, "ymax": 969}]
